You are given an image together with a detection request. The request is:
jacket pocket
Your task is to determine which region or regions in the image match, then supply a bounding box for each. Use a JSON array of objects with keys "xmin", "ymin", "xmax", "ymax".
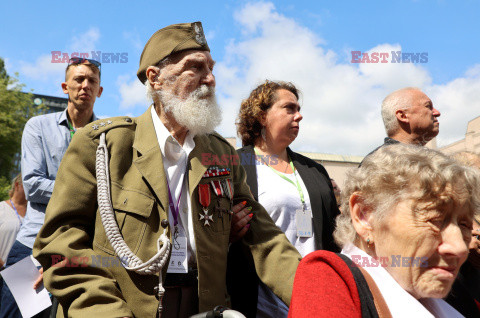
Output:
[{"xmin": 94, "ymin": 181, "xmax": 155, "ymax": 254}]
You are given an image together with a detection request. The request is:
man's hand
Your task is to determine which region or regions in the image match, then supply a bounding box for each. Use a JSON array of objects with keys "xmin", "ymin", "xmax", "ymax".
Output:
[
  {"xmin": 33, "ymin": 267, "xmax": 43, "ymax": 290},
  {"xmin": 229, "ymin": 201, "xmax": 253, "ymax": 243},
  {"xmin": 0, "ymin": 258, "xmax": 4, "ymax": 268}
]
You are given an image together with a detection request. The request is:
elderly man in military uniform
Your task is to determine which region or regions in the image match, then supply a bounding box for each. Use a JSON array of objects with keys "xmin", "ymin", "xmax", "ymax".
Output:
[{"xmin": 33, "ymin": 22, "xmax": 301, "ymax": 318}]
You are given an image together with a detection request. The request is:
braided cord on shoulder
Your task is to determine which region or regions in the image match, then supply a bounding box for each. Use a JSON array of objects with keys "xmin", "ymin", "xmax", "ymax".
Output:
[{"xmin": 96, "ymin": 132, "xmax": 171, "ymax": 312}]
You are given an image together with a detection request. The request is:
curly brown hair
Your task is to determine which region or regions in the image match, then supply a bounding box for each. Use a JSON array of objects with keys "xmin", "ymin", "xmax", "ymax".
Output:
[{"xmin": 236, "ymin": 80, "xmax": 299, "ymax": 146}]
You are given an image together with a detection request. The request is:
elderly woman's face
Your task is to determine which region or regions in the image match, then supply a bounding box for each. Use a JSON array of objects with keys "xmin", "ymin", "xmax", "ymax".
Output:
[{"xmin": 372, "ymin": 198, "xmax": 472, "ymax": 299}]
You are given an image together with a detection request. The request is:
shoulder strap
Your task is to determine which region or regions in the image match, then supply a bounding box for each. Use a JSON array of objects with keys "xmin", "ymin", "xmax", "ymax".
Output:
[
  {"xmin": 358, "ymin": 266, "xmax": 393, "ymax": 318},
  {"xmin": 337, "ymin": 254, "xmax": 379, "ymax": 318}
]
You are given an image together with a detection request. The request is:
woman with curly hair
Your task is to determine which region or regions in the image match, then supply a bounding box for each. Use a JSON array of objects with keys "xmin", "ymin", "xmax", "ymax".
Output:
[{"xmin": 227, "ymin": 80, "xmax": 340, "ymax": 317}]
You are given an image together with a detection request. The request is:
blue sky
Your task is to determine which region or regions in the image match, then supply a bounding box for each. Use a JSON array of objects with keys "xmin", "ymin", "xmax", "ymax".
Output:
[{"xmin": 2, "ymin": 0, "xmax": 480, "ymax": 156}]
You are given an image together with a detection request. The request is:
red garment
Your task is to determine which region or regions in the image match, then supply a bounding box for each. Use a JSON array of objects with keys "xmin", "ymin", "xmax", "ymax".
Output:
[{"xmin": 288, "ymin": 250, "xmax": 362, "ymax": 317}]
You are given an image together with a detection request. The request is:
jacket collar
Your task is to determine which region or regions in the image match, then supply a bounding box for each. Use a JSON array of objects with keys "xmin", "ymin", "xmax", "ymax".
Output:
[
  {"xmin": 132, "ymin": 106, "xmax": 213, "ymax": 208},
  {"xmin": 132, "ymin": 106, "xmax": 169, "ymax": 210},
  {"xmin": 188, "ymin": 134, "xmax": 213, "ymax": 194}
]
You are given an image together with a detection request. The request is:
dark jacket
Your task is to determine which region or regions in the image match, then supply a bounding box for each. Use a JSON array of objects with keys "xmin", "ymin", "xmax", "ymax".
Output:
[
  {"xmin": 227, "ymin": 145, "xmax": 340, "ymax": 317},
  {"xmin": 360, "ymin": 137, "xmax": 400, "ymax": 166}
]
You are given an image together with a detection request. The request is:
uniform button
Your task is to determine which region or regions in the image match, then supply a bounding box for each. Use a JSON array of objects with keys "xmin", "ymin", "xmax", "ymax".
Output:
[
  {"xmin": 125, "ymin": 118, "xmax": 132, "ymax": 123},
  {"xmin": 161, "ymin": 219, "xmax": 169, "ymax": 228}
]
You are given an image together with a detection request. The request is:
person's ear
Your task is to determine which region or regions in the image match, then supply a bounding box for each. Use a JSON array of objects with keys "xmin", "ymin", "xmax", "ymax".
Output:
[
  {"xmin": 146, "ymin": 66, "xmax": 162, "ymax": 91},
  {"xmin": 395, "ymin": 108, "xmax": 409, "ymax": 124},
  {"xmin": 349, "ymin": 192, "xmax": 373, "ymax": 241},
  {"xmin": 61, "ymin": 82, "xmax": 68, "ymax": 94},
  {"xmin": 97, "ymin": 86, "xmax": 103, "ymax": 98}
]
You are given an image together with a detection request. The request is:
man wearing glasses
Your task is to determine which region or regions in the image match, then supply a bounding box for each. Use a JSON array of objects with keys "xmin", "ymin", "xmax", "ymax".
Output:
[
  {"xmin": 33, "ymin": 22, "xmax": 301, "ymax": 318},
  {"xmin": 0, "ymin": 58, "xmax": 102, "ymax": 317}
]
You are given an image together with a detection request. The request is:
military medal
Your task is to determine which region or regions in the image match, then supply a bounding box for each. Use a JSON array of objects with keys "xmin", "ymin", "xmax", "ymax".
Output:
[
  {"xmin": 211, "ymin": 180, "xmax": 226, "ymax": 219},
  {"xmin": 202, "ymin": 166, "xmax": 231, "ymax": 178},
  {"xmin": 198, "ymin": 183, "xmax": 213, "ymax": 226},
  {"xmin": 223, "ymin": 179, "xmax": 234, "ymax": 219},
  {"xmin": 199, "ymin": 210, "xmax": 213, "ymax": 226},
  {"xmin": 215, "ymin": 199, "xmax": 224, "ymax": 220},
  {"xmin": 221, "ymin": 179, "xmax": 233, "ymax": 200},
  {"xmin": 210, "ymin": 180, "xmax": 224, "ymax": 197}
]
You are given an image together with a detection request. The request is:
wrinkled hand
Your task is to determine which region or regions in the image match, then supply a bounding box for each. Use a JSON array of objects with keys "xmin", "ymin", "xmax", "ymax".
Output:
[
  {"xmin": 33, "ymin": 267, "xmax": 43, "ymax": 290},
  {"xmin": 229, "ymin": 201, "xmax": 254, "ymax": 243}
]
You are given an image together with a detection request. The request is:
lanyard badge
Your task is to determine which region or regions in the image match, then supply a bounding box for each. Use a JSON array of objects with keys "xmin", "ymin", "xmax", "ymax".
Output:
[{"xmin": 165, "ymin": 177, "xmax": 188, "ymax": 273}]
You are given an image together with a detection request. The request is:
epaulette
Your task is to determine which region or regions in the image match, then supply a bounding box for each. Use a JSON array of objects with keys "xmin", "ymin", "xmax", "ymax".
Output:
[
  {"xmin": 85, "ymin": 116, "xmax": 135, "ymax": 138},
  {"xmin": 210, "ymin": 131, "xmax": 233, "ymax": 147}
]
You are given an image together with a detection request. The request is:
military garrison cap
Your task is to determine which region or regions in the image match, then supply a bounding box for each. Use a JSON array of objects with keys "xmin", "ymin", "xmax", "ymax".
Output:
[{"xmin": 137, "ymin": 21, "xmax": 210, "ymax": 84}]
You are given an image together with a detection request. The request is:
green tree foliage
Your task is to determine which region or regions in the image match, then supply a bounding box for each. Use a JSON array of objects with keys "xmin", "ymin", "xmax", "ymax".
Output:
[{"xmin": 0, "ymin": 57, "xmax": 45, "ymax": 200}]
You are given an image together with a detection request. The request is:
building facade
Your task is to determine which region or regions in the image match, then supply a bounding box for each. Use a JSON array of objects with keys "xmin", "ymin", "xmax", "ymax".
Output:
[{"xmin": 439, "ymin": 116, "xmax": 480, "ymax": 155}]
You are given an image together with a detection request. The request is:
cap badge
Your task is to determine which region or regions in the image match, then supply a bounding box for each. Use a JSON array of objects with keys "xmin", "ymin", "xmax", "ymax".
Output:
[{"xmin": 194, "ymin": 23, "xmax": 207, "ymax": 45}]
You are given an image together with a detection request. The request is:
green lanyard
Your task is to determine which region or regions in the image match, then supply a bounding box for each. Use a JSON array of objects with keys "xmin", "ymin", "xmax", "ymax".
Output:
[
  {"xmin": 67, "ymin": 120, "xmax": 76, "ymax": 139},
  {"xmin": 254, "ymin": 148, "xmax": 306, "ymax": 210}
]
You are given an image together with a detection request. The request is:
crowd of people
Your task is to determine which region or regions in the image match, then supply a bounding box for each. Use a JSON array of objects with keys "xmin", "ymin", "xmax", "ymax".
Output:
[{"xmin": 0, "ymin": 21, "xmax": 479, "ymax": 318}]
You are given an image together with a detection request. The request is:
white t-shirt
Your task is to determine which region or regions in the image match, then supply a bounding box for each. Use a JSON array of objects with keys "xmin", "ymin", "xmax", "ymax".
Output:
[
  {"xmin": 256, "ymin": 163, "xmax": 315, "ymax": 318},
  {"xmin": 0, "ymin": 201, "xmax": 23, "ymax": 265}
]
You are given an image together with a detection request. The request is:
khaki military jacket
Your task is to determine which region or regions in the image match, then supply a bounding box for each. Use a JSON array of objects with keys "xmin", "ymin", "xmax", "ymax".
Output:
[{"xmin": 33, "ymin": 107, "xmax": 301, "ymax": 318}]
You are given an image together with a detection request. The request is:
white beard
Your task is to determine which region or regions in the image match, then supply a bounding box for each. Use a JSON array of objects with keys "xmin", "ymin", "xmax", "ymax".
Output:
[{"xmin": 155, "ymin": 85, "xmax": 222, "ymax": 136}]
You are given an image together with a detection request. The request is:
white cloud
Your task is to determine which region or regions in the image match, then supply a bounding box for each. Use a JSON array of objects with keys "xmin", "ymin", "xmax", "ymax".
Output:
[
  {"xmin": 214, "ymin": 1, "xmax": 473, "ymax": 155},
  {"xmin": 117, "ymin": 74, "xmax": 149, "ymax": 109},
  {"xmin": 3, "ymin": 57, "xmax": 12, "ymax": 73},
  {"xmin": 427, "ymin": 67, "xmax": 480, "ymax": 147},
  {"xmin": 19, "ymin": 27, "xmax": 101, "ymax": 82},
  {"xmin": 205, "ymin": 30, "xmax": 216, "ymax": 42},
  {"xmin": 19, "ymin": 54, "xmax": 65, "ymax": 81},
  {"xmin": 69, "ymin": 27, "xmax": 100, "ymax": 52}
]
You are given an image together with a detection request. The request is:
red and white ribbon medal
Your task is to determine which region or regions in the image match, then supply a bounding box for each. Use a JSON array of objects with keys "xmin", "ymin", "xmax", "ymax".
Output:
[
  {"xmin": 222, "ymin": 179, "xmax": 233, "ymax": 200},
  {"xmin": 198, "ymin": 183, "xmax": 213, "ymax": 226}
]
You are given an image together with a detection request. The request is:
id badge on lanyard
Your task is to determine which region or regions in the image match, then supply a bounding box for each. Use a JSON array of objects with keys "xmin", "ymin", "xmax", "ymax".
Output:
[
  {"xmin": 167, "ymin": 225, "xmax": 188, "ymax": 273},
  {"xmin": 296, "ymin": 206, "xmax": 313, "ymax": 238},
  {"xmin": 166, "ymin": 174, "xmax": 188, "ymax": 274}
]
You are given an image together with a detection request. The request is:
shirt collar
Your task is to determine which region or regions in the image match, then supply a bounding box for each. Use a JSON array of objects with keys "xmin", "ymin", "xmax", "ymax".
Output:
[
  {"xmin": 150, "ymin": 106, "xmax": 195, "ymax": 157},
  {"xmin": 58, "ymin": 109, "xmax": 98, "ymax": 127},
  {"xmin": 384, "ymin": 137, "xmax": 400, "ymax": 145},
  {"xmin": 58, "ymin": 109, "xmax": 69, "ymax": 127},
  {"xmin": 341, "ymin": 243, "xmax": 460, "ymax": 317}
]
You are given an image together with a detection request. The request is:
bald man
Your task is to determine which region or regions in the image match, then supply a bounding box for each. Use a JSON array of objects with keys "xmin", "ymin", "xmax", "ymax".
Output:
[{"xmin": 363, "ymin": 87, "xmax": 440, "ymax": 161}]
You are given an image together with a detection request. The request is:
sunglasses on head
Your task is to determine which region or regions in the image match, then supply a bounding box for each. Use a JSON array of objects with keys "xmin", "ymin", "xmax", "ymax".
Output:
[{"xmin": 68, "ymin": 57, "xmax": 101, "ymax": 70}]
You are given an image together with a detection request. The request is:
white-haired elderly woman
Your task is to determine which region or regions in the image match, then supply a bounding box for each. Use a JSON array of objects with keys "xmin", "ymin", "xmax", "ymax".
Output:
[{"xmin": 289, "ymin": 144, "xmax": 480, "ymax": 318}]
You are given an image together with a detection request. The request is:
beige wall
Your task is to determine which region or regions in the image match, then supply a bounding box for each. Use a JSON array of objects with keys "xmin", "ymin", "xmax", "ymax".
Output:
[
  {"xmin": 440, "ymin": 116, "xmax": 480, "ymax": 155},
  {"xmin": 316, "ymin": 160, "xmax": 359, "ymax": 189}
]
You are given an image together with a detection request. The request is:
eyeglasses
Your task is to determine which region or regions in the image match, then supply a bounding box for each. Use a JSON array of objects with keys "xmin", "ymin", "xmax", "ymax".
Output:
[{"xmin": 68, "ymin": 57, "xmax": 101, "ymax": 72}]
